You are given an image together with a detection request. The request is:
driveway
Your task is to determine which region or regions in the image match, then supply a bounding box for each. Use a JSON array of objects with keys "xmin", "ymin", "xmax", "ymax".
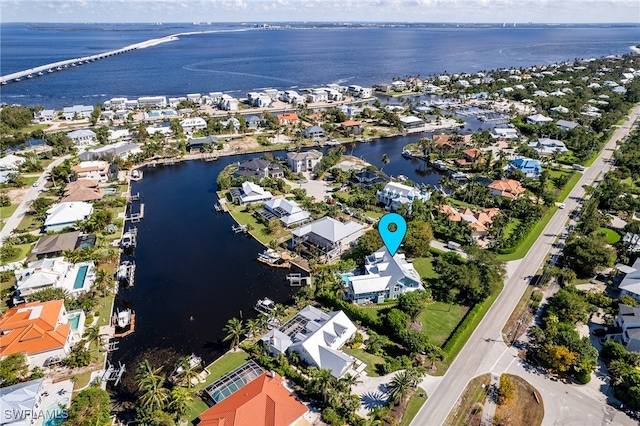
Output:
[{"xmin": 285, "ymin": 177, "xmax": 332, "ymax": 203}]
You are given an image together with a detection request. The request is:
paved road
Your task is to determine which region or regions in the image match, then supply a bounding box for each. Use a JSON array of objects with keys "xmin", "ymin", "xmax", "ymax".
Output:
[
  {"xmin": 0, "ymin": 156, "xmax": 69, "ymax": 250},
  {"xmin": 412, "ymin": 105, "xmax": 640, "ymax": 426}
]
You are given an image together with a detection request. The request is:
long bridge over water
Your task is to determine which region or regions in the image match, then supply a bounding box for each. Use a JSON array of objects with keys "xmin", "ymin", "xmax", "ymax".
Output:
[{"xmin": 0, "ymin": 35, "xmax": 178, "ymax": 85}]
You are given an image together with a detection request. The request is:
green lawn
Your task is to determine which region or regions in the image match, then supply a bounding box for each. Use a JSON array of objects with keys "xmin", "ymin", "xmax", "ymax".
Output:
[
  {"xmin": 598, "ymin": 227, "xmax": 621, "ymax": 244},
  {"xmin": 413, "ymin": 257, "xmax": 438, "ymax": 280},
  {"xmin": 502, "ymin": 217, "xmax": 521, "ymax": 241},
  {"xmin": 342, "ymin": 347, "xmax": 385, "ymax": 377},
  {"xmin": 226, "ymin": 203, "xmax": 290, "ymax": 246},
  {"xmin": 497, "ymin": 207, "xmax": 558, "ymax": 261},
  {"xmin": 399, "ymin": 388, "xmax": 428, "ymax": 426},
  {"xmin": 557, "ymin": 171, "xmax": 581, "ymax": 202},
  {"xmin": 16, "ymin": 214, "xmax": 42, "ymax": 232},
  {"xmin": 0, "ymin": 203, "xmax": 19, "ymax": 220},
  {"xmin": 1, "ymin": 243, "xmax": 33, "ymax": 265},
  {"xmin": 421, "ymin": 302, "xmax": 469, "ymax": 347}
]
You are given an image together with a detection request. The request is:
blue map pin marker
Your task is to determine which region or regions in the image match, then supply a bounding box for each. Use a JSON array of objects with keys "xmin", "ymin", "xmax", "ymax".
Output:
[{"xmin": 378, "ymin": 213, "xmax": 407, "ymax": 256}]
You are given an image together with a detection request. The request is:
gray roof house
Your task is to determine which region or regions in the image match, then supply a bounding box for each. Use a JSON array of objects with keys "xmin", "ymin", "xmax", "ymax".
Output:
[
  {"xmin": 187, "ymin": 135, "xmax": 219, "ymax": 152},
  {"xmin": 0, "ymin": 378, "xmax": 44, "ymax": 425},
  {"xmin": 615, "ymin": 304, "xmax": 640, "ymax": 352},
  {"xmin": 78, "ymin": 141, "xmax": 141, "ymax": 161},
  {"xmin": 261, "ymin": 306, "xmax": 358, "ymax": 378},
  {"xmin": 556, "ymin": 119, "xmax": 580, "ymax": 131},
  {"xmin": 291, "ymin": 217, "xmax": 364, "ymax": 261},
  {"xmin": 343, "ymin": 246, "xmax": 423, "ymax": 304},
  {"xmin": 67, "ymin": 129, "xmax": 96, "ymax": 145},
  {"xmin": 617, "ymin": 258, "xmax": 640, "ymax": 302},
  {"xmin": 303, "ymin": 125, "xmax": 326, "ymax": 140},
  {"xmin": 236, "ymin": 159, "xmax": 284, "ymax": 178},
  {"xmin": 29, "ymin": 231, "xmax": 81, "ymax": 261}
]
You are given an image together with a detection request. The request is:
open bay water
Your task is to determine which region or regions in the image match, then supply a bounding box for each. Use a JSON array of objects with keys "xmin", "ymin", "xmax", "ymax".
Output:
[{"xmin": 1, "ymin": 23, "xmax": 638, "ymax": 108}]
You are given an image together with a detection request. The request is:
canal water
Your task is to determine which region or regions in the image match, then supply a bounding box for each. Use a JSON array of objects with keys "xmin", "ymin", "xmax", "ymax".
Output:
[{"xmin": 110, "ymin": 126, "xmax": 487, "ymax": 379}]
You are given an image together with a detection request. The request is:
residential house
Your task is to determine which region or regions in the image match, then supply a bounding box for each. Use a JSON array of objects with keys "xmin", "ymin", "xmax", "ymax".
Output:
[
  {"xmin": 390, "ymin": 80, "xmax": 407, "ymax": 92},
  {"xmin": 399, "ymin": 116, "xmax": 425, "ymax": 129},
  {"xmin": 107, "ymin": 128, "xmax": 132, "ymax": 143},
  {"xmin": 286, "ymin": 150, "xmax": 323, "ymax": 173},
  {"xmin": 349, "ymin": 170, "xmax": 389, "ymax": 189},
  {"xmin": 528, "ymin": 138, "xmax": 568, "ymax": 157},
  {"xmin": 556, "ymin": 119, "xmax": 580, "ymax": 131},
  {"xmin": 219, "ymin": 94, "xmax": 239, "ymax": 111},
  {"xmin": 433, "ymin": 133, "xmax": 472, "ymax": 151},
  {"xmin": 291, "ymin": 217, "xmax": 364, "ymax": 260},
  {"xmin": 490, "ymin": 128, "xmax": 519, "ymax": 140},
  {"xmin": 71, "ymin": 161, "xmax": 113, "ymax": 182},
  {"xmin": 455, "ymin": 148, "xmax": 484, "ymax": 169},
  {"xmin": 617, "ymin": 258, "xmax": 640, "ymax": 302},
  {"xmin": 28, "ymin": 231, "xmax": 82, "ymax": 261},
  {"xmin": 236, "ymin": 159, "xmax": 284, "ymax": 178},
  {"xmin": 276, "ymin": 112, "xmax": 299, "ymax": 125},
  {"xmin": 14, "ymin": 257, "xmax": 95, "ymax": 300},
  {"xmin": 344, "ymin": 247, "xmax": 423, "ymax": 304},
  {"xmin": 247, "ymin": 92, "xmax": 272, "ymax": 107},
  {"xmin": 614, "ymin": 304, "xmax": 640, "ymax": 352},
  {"xmin": 526, "ymin": 113, "xmax": 553, "ymax": 125},
  {"xmin": 377, "ymin": 182, "xmax": 431, "ymax": 211},
  {"xmin": 187, "ymin": 135, "xmax": 219, "ymax": 152},
  {"xmin": 179, "ymin": 117, "xmax": 207, "ymax": 133},
  {"xmin": 622, "ymin": 233, "xmax": 640, "ymax": 252},
  {"xmin": 261, "ymin": 198, "xmax": 311, "ymax": 227},
  {"xmin": 43, "ymin": 201, "xmax": 93, "ymax": 232},
  {"xmin": 0, "ymin": 300, "xmax": 85, "ymax": 368},
  {"xmin": 34, "ymin": 109, "xmax": 56, "ymax": 122},
  {"xmin": 197, "ymin": 372, "xmax": 308, "ymax": 426},
  {"xmin": 336, "ymin": 105, "xmax": 361, "ymax": 119},
  {"xmin": 440, "ymin": 205, "xmax": 501, "ymax": 239},
  {"xmin": 261, "ymin": 305, "xmax": 357, "ymax": 377},
  {"xmin": 507, "ymin": 158, "xmax": 542, "ymax": 179},
  {"xmin": 0, "ymin": 154, "xmax": 25, "ymax": 170},
  {"xmin": 244, "ymin": 115, "xmax": 261, "ymax": 129},
  {"xmin": 0, "ymin": 378, "xmax": 45, "ymax": 425},
  {"xmin": 549, "ymin": 106, "xmax": 570, "ymax": 114},
  {"xmin": 235, "ymin": 181, "xmax": 273, "ymax": 204},
  {"xmin": 137, "ymin": 96, "xmax": 167, "ymax": 108},
  {"xmin": 303, "ymin": 125, "xmax": 326, "ymax": 140},
  {"xmin": 339, "ymin": 120, "xmax": 364, "ymax": 136},
  {"xmin": 78, "ymin": 141, "xmax": 141, "ymax": 161},
  {"xmin": 67, "ymin": 129, "xmax": 96, "ymax": 145},
  {"xmin": 62, "ymin": 105, "xmax": 94, "ymax": 121},
  {"xmin": 61, "ymin": 180, "xmax": 104, "ymax": 203},
  {"xmin": 488, "ymin": 178, "xmax": 525, "ymax": 199}
]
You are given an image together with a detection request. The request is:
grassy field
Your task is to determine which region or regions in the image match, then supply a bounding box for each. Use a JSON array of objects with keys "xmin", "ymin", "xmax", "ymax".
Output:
[
  {"xmin": 494, "ymin": 374, "xmax": 544, "ymax": 426},
  {"xmin": 421, "ymin": 302, "xmax": 469, "ymax": 347},
  {"xmin": 1, "ymin": 243, "xmax": 33, "ymax": 264},
  {"xmin": 399, "ymin": 387, "xmax": 428, "ymax": 426},
  {"xmin": 342, "ymin": 347, "xmax": 385, "ymax": 377},
  {"xmin": 413, "ymin": 256, "xmax": 438, "ymax": 280},
  {"xmin": 598, "ymin": 227, "xmax": 621, "ymax": 244},
  {"xmin": 502, "ymin": 217, "xmax": 522, "ymax": 241},
  {"xmin": 497, "ymin": 207, "xmax": 558, "ymax": 261},
  {"xmin": 226, "ymin": 202, "xmax": 290, "ymax": 246},
  {"xmin": 186, "ymin": 350, "xmax": 250, "ymax": 424},
  {"xmin": 0, "ymin": 203, "xmax": 19, "ymax": 219},
  {"xmin": 444, "ymin": 374, "xmax": 491, "ymax": 426}
]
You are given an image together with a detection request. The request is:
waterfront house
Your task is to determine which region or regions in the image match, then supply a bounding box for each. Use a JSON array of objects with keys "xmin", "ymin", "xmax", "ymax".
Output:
[
  {"xmin": 0, "ymin": 154, "xmax": 25, "ymax": 170},
  {"xmin": 276, "ymin": 112, "xmax": 299, "ymax": 125},
  {"xmin": 526, "ymin": 113, "xmax": 553, "ymax": 125},
  {"xmin": 399, "ymin": 116, "xmax": 425, "ymax": 130},
  {"xmin": 197, "ymin": 372, "xmax": 308, "ymax": 426},
  {"xmin": 616, "ymin": 258, "xmax": 640, "ymax": 302},
  {"xmin": 391, "ymin": 80, "xmax": 407, "ymax": 91},
  {"xmin": 491, "ymin": 128, "xmax": 519, "ymax": 140},
  {"xmin": 433, "ymin": 133, "xmax": 472, "ymax": 151},
  {"xmin": 528, "ymin": 138, "xmax": 568, "ymax": 157},
  {"xmin": 179, "ymin": 117, "xmax": 207, "ymax": 134},
  {"xmin": 43, "ymin": 201, "xmax": 93, "ymax": 232},
  {"xmin": 67, "ymin": 129, "xmax": 96, "ymax": 145},
  {"xmin": 338, "ymin": 120, "xmax": 364, "ymax": 136},
  {"xmin": 0, "ymin": 379, "xmax": 45, "ymax": 425},
  {"xmin": 291, "ymin": 217, "xmax": 364, "ymax": 261},
  {"xmin": 344, "ymin": 246, "xmax": 423, "ymax": 304},
  {"xmin": 439, "ymin": 205, "xmax": 501, "ymax": 239},
  {"xmin": 556, "ymin": 119, "xmax": 580, "ymax": 131},
  {"xmin": 247, "ymin": 91, "xmax": 272, "ymax": 107},
  {"xmin": 34, "ymin": 109, "xmax": 56, "ymax": 122},
  {"xmin": 219, "ymin": 94, "xmax": 239, "ymax": 111},
  {"xmin": 137, "ymin": 96, "xmax": 167, "ymax": 108},
  {"xmin": 261, "ymin": 198, "xmax": 311, "ymax": 227},
  {"xmin": 237, "ymin": 181, "xmax": 273, "ymax": 204},
  {"xmin": 507, "ymin": 158, "xmax": 542, "ymax": 179},
  {"xmin": 14, "ymin": 257, "xmax": 95, "ymax": 300},
  {"xmin": 236, "ymin": 159, "xmax": 284, "ymax": 178},
  {"xmin": 71, "ymin": 161, "xmax": 113, "ymax": 182},
  {"xmin": 78, "ymin": 141, "xmax": 141, "ymax": 161},
  {"xmin": 349, "ymin": 170, "xmax": 389, "ymax": 189},
  {"xmin": 61, "ymin": 179, "xmax": 104, "ymax": 203},
  {"xmin": 377, "ymin": 182, "xmax": 431, "ymax": 211},
  {"xmin": 303, "ymin": 125, "xmax": 326, "ymax": 140},
  {"xmin": 261, "ymin": 305, "xmax": 358, "ymax": 377},
  {"xmin": 286, "ymin": 150, "xmax": 323, "ymax": 173},
  {"xmin": 488, "ymin": 178, "xmax": 525, "ymax": 199},
  {"xmin": 187, "ymin": 135, "xmax": 219, "ymax": 152},
  {"xmin": 28, "ymin": 231, "xmax": 85, "ymax": 261},
  {"xmin": 455, "ymin": 148, "xmax": 484, "ymax": 169},
  {"xmin": 0, "ymin": 300, "xmax": 85, "ymax": 368},
  {"xmin": 62, "ymin": 105, "xmax": 94, "ymax": 121}
]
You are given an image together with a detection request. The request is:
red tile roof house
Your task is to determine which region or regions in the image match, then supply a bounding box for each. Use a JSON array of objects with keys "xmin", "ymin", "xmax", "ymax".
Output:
[
  {"xmin": 0, "ymin": 300, "xmax": 76, "ymax": 368},
  {"xmin": 197, "ymin": 372, "xmax": 308, "ymax": 426},
  {"xmin": 276, "ymin": 113, "xmax": 299, "ymax": 125},
  {"xmin": 488, "ymin": 178, "xmax": 525, "ymax": 199}
]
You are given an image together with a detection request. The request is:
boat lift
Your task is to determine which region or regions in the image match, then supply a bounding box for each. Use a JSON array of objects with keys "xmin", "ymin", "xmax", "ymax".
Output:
[{"xmin": 103, "ymin": 361, "xmax": 126, "ymax": 386}]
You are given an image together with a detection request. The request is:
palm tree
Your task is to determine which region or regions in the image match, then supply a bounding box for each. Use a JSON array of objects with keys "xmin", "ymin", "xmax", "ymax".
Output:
[
  {"xmin": 168, "ymin": 386, "xmax": 193, "ymax": 421},
  {"xmin": 272, "ymin": 304, "xmax": 287, "ymax": 320},
  {"xmin": 175, "ymin": 356, "xmax": 202, "ymax": 388},
  {"xmin": 136, "ymin": 360, "xmax": 169, "ymax": 412},
  {"xmin": 337, "ymin": 373, "xmax": 361, "ymax": 394},
  {"xmin": 381, "ymin": 153, "xmax": 390, "ymax": 171},
  {"xmin": 82, "ymin": 325, "xmax": 106, "ymax": 351},
  {"xmin": 309, "ymin": 367, "xmax": 336, "ymax": 403},
  {"xmin": 223, "ymin": 317, "xmax": 244, "ymax": 351},
  {"xmin": 387, "ymin": 370, "xmax": 414, "ymax": 406},
  {"xmin": 245, "ymin": 318, "xmax": 260, "ymax": 338}
]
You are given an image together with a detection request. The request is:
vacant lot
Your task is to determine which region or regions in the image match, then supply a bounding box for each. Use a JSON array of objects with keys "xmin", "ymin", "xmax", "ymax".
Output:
[{"xmin": 494, "ymin": 374, "xmax": 544, "ymax": 426}]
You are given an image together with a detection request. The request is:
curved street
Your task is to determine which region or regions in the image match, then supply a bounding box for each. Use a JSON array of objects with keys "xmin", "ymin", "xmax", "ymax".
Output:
[{"xmin": 412, "ymin": 104, "xmax": 640, "ymax": 426}]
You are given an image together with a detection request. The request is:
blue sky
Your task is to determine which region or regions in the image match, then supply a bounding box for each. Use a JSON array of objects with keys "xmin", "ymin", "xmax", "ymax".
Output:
[{"xmin": 1, "ymin": 0, "xmax": 639, "ymax": 23}]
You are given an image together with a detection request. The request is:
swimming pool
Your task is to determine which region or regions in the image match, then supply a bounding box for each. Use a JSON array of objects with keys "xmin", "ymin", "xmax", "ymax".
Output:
[
  {"xmin": 68, "ymin": 313, "xmax": 80, "ymax": 331},
  {"xmin": 73, "ymin": 265, "xmax": 89, "ymax": 290},
  {"xmin": 43, "ymin": 398, "xmax": 68, "ymax": 426},
  {"xmin": 103, "ymin": 188, "xmax": 117, "ymax": 195}
]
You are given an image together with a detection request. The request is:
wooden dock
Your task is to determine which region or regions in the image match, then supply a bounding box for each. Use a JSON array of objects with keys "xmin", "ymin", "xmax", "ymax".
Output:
[{"xmin": 113, "ymin": 313, "xmax": 136, "ymax": 338}]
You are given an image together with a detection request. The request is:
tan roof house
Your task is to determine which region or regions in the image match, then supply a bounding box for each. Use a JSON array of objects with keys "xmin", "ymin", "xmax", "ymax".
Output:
[{"xmin": 488, "ymin": 179, "xmax": 525, "ymax": 199}]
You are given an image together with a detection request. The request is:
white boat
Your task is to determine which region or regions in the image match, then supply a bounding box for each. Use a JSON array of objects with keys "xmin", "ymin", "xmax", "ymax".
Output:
[
  {"xmin": 117, "ymin": 261, "xmax": 136, "ymax": 285},
  {"xmin": 326, "ymin": 139, "xmax": 341, "ymax": 146},
  {"xmin": 113, "ymin": 308, "xmax": 132, "ymax": 328},
  {"xmin": 258, "ymin": 249, "xmax": 281, "ymax": 263},
  {"xmin": 120, "ymin": 228, "xmax": 138, "ymax": 250},
  {"xmin": 402, "ymin": 150, "xmax": 413, "ymax": 158},
  {"xmin": 254, "ymin": 297, "xmax": 276, "ymax": 315},
  {"xmin": 37, "ymin": 71, "xmax": 43, "ymax": 76}
]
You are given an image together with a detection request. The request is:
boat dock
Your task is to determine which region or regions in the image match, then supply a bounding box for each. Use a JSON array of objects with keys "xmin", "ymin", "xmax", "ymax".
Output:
[
  {"xmin": 127, "ymin": 204, "xmax": 145, "ymax": 222},
  {"xmin": 232, "ymin": 224, "xmax": 248, "ymax": 234},
  {"xmin": 214, "ymin": 202, "xmax": 225, "ymax": 213},
  {"xmin": 130, "ymin": 170, "xmax": 143, "ymax": 181},
  {"xmin": 113, "ymin": 313, "xmax": 136, "ymax": 338},
  {"xmin": 102, "ymin": 361, "xmax": 126, "ymax": 387},
  {"xmin": 287, "ymin": 273, "xmax": 312, "ymax": 287}
]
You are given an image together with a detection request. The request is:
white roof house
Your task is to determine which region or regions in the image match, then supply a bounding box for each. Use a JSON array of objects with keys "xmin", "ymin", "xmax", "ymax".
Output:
[
  {"xmin": 262, "ymin": 306, "xmax": 357, "ymax": 378},
  {"xmin": 44, "ymin": 202, "xmax": 93, "ymax": 232},
  {"xmin": 0, "ymin": 378, "xmax": 44, "ymax": 425},
  {"xmin": 264, "ymin": 198, "xmax": 311, "ymax": 227},
  {"xmin": 67, "ymin": 129, "xmax": 96, "ymax": 145},
  {"xmin": 0, "ymin": 154, "xmax": 25, "ymax": 170},
  {"xmin": 528, "ymin": 138, "xmax": 568, "ymax": 157},
  {"xmin": 240, "ymin": 181, "xmax": 273, "ymax": 204},
  {"xmin": 180, "ymin": 117, "xmax": 207, "ymax": 132},
  {"xmin": 291, "ymin": 217, "xmax": 364, "ymax": 260},
  {"xmin": 62, "ymin": 105, "xmax": 94, "ymax": 120},
  {"xmin": 377, "ymin": 182, "xmax": 431, "ymax": 211},
  {"xmin": 345, "ymin": 247, "xmax": 423, "ymax": 304},
  {"xmin": 491, "ymin": 128, "xmax": 519, "ymax": 139},
  {"xmin": 619, "ymin": 258, "xmax": 640, "ymax": 302},
  {"xmin": 14, "ymin": 257, "xmax": 95, "ymax": 298},
  {"xmin": 526, "ymin": 113, "xmax": 553, "ymax": 125},
  {"xmin": 78, "ymin": 141, "xmax": 141, "ymax": 161}
]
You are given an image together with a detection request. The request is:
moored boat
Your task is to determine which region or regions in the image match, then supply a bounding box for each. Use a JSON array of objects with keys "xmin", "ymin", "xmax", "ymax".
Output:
[{"xmin": 254, "ymin": 297, "xmax": 276, "ymax": 315}]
